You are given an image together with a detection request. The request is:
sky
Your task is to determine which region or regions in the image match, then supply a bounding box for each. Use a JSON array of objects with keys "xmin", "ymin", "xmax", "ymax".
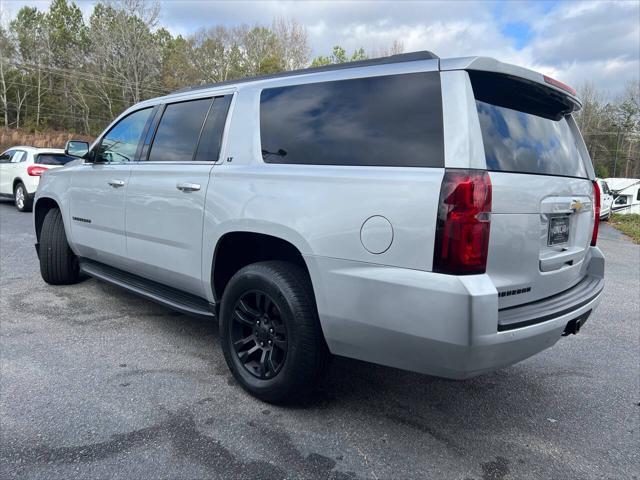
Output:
[{"xmin": 2, "ymin": 0, "xmax": 639, "ymax": 98}]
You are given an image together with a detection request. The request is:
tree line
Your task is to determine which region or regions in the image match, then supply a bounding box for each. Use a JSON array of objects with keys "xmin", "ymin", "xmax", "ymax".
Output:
[
  {"xmin": 0, "ymin": 0, "xmax": 389, "ymax": 136},
  {"xmin": 574, "ymin": 83, "xmax": 639, "ymax": 178},
  {"xmin": 0, "ymin": 0, "xmax": 637, "ymax": 178}
]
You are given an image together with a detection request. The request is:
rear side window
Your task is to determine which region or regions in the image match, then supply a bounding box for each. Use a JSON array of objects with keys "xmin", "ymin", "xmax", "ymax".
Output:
[
  {"xmin": 260, "ymin": 72, "xmax": 443, "ymax": 167},
  {"xmin": 194, "ymin": 95, "xmax": 232, "ymax": 162},
  {"xmin": 148, "ymin": 98, "xmax": 212, "ymax": 162},
  {"xmin": 36, "ymin": 154, "xmax": 74, "ymax": 165},
  {"xmin": 471, "ymin": 71, "xmax": 587, "ymax": 179},
  {"xmin": 11, "ymin": 151, "xmax": 26, "ymax": 163}
]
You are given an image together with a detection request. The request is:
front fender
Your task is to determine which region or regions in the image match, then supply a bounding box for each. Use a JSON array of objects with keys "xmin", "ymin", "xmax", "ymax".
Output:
[{"xmin": 34, "ymin": 168, "xmax": 75, "ymax": 249}]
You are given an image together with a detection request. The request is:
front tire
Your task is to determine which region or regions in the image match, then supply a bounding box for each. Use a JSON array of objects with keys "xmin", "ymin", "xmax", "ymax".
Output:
[
  {"xmin": 14, "ymin": 182, "xmax": 33, "ymax": 212},
  {"xmin": 39, "ymin": 208, "xmax": 80, "ymax": 285},
  {"xmin": 220, "ymin": 261, "xmax": 330, "ymax": 404}
]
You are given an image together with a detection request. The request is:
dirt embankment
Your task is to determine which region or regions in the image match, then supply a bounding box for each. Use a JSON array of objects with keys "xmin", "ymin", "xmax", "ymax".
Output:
[{"xmin": 0, "ymin": 129, "xmax": 94, "ymax": 152}]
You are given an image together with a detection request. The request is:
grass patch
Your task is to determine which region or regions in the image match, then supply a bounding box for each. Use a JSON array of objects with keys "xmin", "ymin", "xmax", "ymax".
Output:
[{"xmin": 609, "ymin": 213, "xmax": 640, "ymax": 243}]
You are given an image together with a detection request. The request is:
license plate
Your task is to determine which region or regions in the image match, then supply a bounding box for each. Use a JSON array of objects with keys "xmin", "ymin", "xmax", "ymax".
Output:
[{"xmin": 548, "ymin": 216, "xmax": 570, "ymax": 246}]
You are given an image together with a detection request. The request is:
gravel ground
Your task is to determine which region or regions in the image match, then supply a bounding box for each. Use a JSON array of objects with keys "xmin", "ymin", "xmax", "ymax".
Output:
[{"xmin": 1, "ymin": 200, "xmax": 638, "ymax": 480}]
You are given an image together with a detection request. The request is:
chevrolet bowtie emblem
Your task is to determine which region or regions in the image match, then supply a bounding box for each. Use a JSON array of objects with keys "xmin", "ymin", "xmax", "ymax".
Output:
[{"xmin": 570, "ymin": 199, "xmax": 583, "ymax": 212}]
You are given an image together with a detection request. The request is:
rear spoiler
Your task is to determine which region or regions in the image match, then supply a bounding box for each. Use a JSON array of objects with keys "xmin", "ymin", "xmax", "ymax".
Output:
[{"xmin": 440, "ymin": 56, "xmax": 582, "ymax": 112}]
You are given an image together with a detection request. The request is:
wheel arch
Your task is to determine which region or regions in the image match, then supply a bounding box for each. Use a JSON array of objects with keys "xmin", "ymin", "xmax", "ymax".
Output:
[
  {"xmin": 34, "ymin": 197, "xmax": 61, "ymax": 242},
  {"xmin": 211, "ymin": 230, "xmax": 312, "ymax": 302},
  {"xmin": 12, "ymin": 177, "xmax": 25, "ymax": 192}
]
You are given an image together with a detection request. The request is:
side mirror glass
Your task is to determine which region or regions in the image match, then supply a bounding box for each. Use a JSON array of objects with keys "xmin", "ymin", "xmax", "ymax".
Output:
[{"xmin": 65, "ymin": 140, "xmax": 90, "ymax": 159}]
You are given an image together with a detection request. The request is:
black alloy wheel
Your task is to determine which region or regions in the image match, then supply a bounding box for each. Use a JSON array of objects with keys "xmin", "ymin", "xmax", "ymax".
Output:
[
  {"xmin": 219, "ymin": 261, "xmax": 331, "ymax": 403},
  {"xmin": 231, "ymin": 290, "xmax": 288, "ymax": 379}
]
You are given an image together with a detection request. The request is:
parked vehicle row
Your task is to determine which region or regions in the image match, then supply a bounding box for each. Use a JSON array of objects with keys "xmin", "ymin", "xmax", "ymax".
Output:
[
  {"xmin": 0, "ymin": 147, "xmax": 74, "ymax": 212},
  {"xmin": 25, "ymin": 52, "xmax": 605, "ymax": 403},
  {"xmin": 606, "ymin": 177, "xmax": 640, "ymax": 215}
]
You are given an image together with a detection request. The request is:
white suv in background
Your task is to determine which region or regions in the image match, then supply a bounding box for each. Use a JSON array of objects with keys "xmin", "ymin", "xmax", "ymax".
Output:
[{"xmin": 0, "ymin": 147, "xmax": 74, "ymax": 212}]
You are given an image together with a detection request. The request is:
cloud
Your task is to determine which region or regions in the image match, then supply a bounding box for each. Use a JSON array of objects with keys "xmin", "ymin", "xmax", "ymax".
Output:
[
  {"xmin": 528, "ymin": 0, "xmax": 639, "ymax": 64},
  {"xmin": 521, "ymin": 1, "xmax": 639, "ymax": 96},
  {"xmin": 4, "ymin": 0, "xmax": 639, "ymax": 97}
]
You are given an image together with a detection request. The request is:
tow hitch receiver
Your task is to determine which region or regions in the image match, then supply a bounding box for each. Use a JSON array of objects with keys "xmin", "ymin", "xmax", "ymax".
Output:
[{"xmin": 563, "ymin": 310, "xmax": 592, "ymax": 336}]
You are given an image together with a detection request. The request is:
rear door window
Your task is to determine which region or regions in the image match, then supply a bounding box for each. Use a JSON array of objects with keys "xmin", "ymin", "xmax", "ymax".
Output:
[
  {"xmin": 148, "ymin": 98, "xmax": 212, "ymax": 162},
  {"xmin": 260, "ymin": 72, "xmax": 444, "ymax": 167}
]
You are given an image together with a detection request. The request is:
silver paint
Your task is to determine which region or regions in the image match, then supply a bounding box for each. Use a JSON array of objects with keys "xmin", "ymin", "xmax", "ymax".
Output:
[{"xmin": 34, "ymin": 55, "xmax": 604, "ymax": 380}]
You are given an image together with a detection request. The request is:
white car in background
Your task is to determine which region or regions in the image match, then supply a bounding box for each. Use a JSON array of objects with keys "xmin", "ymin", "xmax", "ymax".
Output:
[
  {"xmin": 596, "ymin": 178, "xmax": 614, "ymax": 220},
  {"xmin": 0, "ymin": 147, "xmax": 74, "ymax": 212}
]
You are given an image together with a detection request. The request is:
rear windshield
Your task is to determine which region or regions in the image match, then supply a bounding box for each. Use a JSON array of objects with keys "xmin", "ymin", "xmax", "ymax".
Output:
[
  {"xmin": 470, "ymin": 71, "xmax": 588, "ymax": 179},
  {"xmin": 35, "ymin": 153, "xmax": 74, "ymax": 166}
]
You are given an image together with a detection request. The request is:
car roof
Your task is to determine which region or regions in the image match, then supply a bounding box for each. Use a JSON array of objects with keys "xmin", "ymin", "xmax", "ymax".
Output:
[
  {"xmin": 173, "ymin": 51, "xmax": 440, "ymax": 95},
  {"xmin": 605, "ymin": 178, "xmax": 640, "ymax": 192},
  {"xmin": 4, "ymin": 146, "xmax": 65, "ymax": 154},
  {"xmin": 112, "ymin": 51, "xmax": 580, "ymax": 133}
]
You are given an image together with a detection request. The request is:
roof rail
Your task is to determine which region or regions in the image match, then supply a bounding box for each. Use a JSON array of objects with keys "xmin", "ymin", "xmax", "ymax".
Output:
[{"xmin": 171, "ymin": 50, "xmax": 439, "ymax": 94}]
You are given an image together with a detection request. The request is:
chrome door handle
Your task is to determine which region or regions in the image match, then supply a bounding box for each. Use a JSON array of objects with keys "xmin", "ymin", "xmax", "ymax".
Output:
[
  {"xmin": 108, "ymin": 179, "xmax": 125, "ymax": 188},
  {"xmin": 176, "ymin": 182, "xmax": 201, "ymax": 192}
]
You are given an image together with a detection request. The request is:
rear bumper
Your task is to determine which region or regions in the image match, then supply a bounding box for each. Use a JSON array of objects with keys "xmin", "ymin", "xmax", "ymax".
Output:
[
  {"xmin": 498, "ymin": 274, "xmax": 603, "ymax": 331},
  {"xmin": 306, "ymin": 247, "xmax": 605, "ymax": 379}
]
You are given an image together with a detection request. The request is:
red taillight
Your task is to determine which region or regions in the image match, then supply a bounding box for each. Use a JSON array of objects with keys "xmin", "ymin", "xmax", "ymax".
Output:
[
  {"xmin": 433, "ymin": 169, "xmax": 492, "ymax": 275},
  {"xmin": 27, "ymin": 165, "xmax": 48, "ymax": 176},
  {"xmin": 591, "ymin": 180, "xmax": 601, "ymax": 246},
  {"xmin": 543, "ymin": 74, "xmax": 576, "ymax": 96}
]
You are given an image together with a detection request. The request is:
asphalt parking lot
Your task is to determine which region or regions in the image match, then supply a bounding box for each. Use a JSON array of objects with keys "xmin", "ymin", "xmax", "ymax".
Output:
[{"xmin": 0, "ymin": 200, "xmax": 638, "ymax": 480}]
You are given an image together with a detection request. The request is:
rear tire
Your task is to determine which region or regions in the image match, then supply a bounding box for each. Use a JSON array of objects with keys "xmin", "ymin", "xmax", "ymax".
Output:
[
  {"xmin": 14, "ymin": 182, "xmax": 32, "ymax": 212},
  {"xmin": 220, "ymin": 261, "xmax": 330, "ymax": 404},
  {"xmin": 39, "ymin": 208, "xmax": 80, "ymax": 285}
]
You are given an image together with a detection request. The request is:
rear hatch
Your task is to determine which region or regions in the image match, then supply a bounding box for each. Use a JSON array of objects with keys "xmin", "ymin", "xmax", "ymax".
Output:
[{"xmin": 469, "ymin": 71, "xmax": 596, "ymax": 308}]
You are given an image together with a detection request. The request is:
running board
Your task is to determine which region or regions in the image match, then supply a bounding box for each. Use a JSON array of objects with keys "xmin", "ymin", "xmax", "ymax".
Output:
[{"xmin": 79, "ymin": 258, "xmax": 215, "ymax": 318}]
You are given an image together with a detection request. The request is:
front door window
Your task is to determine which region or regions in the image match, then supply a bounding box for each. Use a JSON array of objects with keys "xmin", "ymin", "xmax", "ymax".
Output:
[{"xmin": 95, "ymin": 108, "xmax": 153, "ymax": 163}]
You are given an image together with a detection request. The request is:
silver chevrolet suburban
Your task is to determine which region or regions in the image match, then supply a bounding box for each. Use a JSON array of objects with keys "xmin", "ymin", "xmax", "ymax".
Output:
[{"xmin": 34, "ymin": 52, "xmax": 605, "ymax": 403}]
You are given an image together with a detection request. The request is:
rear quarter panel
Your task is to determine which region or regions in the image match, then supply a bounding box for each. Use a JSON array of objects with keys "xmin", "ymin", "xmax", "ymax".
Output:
[{"xmin": 201, "ymin": 79, "xmax": 444, "ymax": 302}]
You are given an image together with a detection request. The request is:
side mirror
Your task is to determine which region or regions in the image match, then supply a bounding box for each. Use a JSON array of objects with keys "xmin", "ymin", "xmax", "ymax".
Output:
[{"xmin": 65, "ymin": 140, "xmax": 90, "ymax": 159}]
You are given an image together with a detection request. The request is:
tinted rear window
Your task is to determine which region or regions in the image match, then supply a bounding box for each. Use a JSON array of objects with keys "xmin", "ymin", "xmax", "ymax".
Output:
[
  {"xmin": 470, "ymin": 70, "xmax": 587, "ymax": 179},
  {"xmin": 260, "ymin": 72, "xmax": 443, "ymax": 167},
  {"xmin": 35, "ymin": 153, "xmax": 74, "ymax": 165},
  {"xmin": 476, "ymin": 101, "xmax": 587, "ymax": 178},
  {"xmin": 148, "ymin": 98, "xmax": 212, "ymax": 162}
]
